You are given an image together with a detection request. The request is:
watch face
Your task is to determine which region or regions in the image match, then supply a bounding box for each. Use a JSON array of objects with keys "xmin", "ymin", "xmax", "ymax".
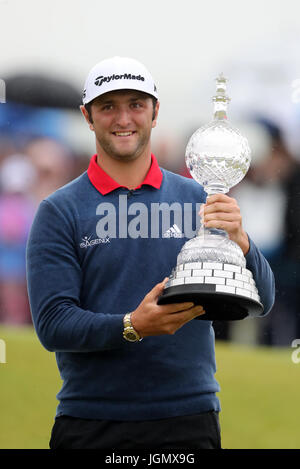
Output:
[
  {"xmin": 126, "ymin": 331, "xmax": 138, "ymax": 342},
  {"xmin": 123, "ymin": 324, "xmax": 141, "ymax": 342}
]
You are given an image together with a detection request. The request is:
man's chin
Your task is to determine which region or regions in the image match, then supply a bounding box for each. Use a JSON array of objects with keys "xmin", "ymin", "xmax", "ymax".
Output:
[{"xmin": 108, "ymin": 146, "xmax": 145, "ymax": 162}]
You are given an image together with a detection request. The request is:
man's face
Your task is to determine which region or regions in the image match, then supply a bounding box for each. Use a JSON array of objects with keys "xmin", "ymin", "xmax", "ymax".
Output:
[{"xmin": 81, "ymin": 90, "xmax": 159, "ymax": 162}]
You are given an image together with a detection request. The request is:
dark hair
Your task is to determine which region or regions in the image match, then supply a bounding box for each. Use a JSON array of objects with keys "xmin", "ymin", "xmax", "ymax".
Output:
[{"xmin": 84, "ymin": 95, "xmax": 157, "ymax": 124}]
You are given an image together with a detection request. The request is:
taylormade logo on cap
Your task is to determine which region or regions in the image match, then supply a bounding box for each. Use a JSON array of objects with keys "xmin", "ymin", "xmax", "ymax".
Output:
[
  {"xmin": 94, "ymin": 73, "xmax": 145, "ymax": 87},
  {"xmin": 82, "ymin": 56, "xmax": 158, "ymax": 104}
]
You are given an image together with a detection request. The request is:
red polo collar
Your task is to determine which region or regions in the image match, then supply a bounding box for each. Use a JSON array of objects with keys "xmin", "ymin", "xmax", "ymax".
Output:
[{"xmin": 87, "ymin": 154, "xmax": 163, "ymax": 195}]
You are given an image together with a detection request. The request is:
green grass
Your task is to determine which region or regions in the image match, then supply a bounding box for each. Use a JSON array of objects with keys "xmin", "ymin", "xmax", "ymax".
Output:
[
  {"xmin": 215, "ymin": 342, "xmax": 300, "ymax": 449},
  {"xmin": 0, "ymin": 325, "xmax": 299, "ymax": 449},
  {"xmin": 0, "ymin": 325, "xmax": 61, "ymax": 449}
]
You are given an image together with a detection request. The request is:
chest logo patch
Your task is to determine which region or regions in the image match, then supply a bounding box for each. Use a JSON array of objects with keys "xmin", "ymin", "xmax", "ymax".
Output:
[{"xmin": 80, "ymin": 235, "xmax": 110, "ymax": 249}]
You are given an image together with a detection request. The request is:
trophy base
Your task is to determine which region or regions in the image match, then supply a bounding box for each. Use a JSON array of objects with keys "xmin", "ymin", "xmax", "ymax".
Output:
[
  {"xmin": 157, "ymin": 261, "xmax": 264, "ymax": 321},
  {"xmin": 157, "ymin": 283, "xmax": 263, "ymax": 320}
]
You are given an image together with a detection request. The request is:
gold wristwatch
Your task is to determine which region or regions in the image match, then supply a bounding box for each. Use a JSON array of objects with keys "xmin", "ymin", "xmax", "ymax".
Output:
[{"xmin": 123, "ymin": 313, "xmax": 142, "ymax": 342}]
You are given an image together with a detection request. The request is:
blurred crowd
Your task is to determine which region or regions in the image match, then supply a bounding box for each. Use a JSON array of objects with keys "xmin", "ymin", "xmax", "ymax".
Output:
[
  {"xmin": 0, "ymin": 73, "xmax": 300, "ymax": 347},
  {"xmin": 0, "ymin": 76, "xmax": 91, "ymax": 327},
  {"xmin": 0, "ymin": 135, "xmax": 87, "ymax": 325}
]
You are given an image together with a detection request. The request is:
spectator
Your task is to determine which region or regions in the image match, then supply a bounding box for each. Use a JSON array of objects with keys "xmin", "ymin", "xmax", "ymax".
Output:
[
  {"xmin": 0, "ymin": 154, "xmax": 36, "ymax": 324},
  {"xmin": 24, "ymin": 137, "xmax": 75, "ymax": 204}
]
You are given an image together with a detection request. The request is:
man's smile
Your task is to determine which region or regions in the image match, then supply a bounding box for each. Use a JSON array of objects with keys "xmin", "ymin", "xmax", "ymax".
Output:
[{"xmin": 112, "ymin": 131, "xmax": 137, "ymax": 137}]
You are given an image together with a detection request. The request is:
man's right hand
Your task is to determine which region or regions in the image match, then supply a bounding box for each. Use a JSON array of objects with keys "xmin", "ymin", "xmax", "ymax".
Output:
[{"xmin": 130, "ymin": 278, "xmax": 205, "ymax": 338}]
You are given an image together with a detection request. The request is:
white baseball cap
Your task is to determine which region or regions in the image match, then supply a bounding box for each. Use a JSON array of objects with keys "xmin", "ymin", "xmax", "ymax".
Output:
[{"xmin": 82, "ymin": 56, "xmax": 159, "ymax": 105}]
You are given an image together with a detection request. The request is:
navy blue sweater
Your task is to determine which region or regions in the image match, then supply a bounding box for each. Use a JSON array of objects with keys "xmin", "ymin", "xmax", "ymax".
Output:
[{"xmin": 26, "ymin": 166, "xmax": 275, "ymax": 420}]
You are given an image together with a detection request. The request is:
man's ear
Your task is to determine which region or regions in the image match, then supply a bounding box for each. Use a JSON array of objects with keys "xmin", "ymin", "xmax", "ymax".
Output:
[
  {"xmin": 152, "ymin": 101, "xmax": 160, "ymax": 129},
  {"xmin": 80, "ymin": 105, "xmax": 94, "ymax": 131}
]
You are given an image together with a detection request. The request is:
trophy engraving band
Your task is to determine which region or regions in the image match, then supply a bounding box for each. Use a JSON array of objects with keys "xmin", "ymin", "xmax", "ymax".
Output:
[{"xmin": 166, "ymin": 262, "xmax": 261, "ymax": 303}]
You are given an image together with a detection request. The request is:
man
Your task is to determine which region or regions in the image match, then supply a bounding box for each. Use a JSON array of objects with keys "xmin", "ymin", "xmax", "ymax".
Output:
[{"xmin": 26, "ymin": 56, "xmax": 275, "ymax": 449}]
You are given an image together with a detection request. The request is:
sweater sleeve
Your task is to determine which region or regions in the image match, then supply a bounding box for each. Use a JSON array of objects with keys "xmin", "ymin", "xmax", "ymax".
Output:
[
  {"xmin": 26, "ymin": 199, "xmax": 124, "ymax": 352},
  {"xmin": 245, "ymin": 235, "xmax": 275, "ymax": 316}
]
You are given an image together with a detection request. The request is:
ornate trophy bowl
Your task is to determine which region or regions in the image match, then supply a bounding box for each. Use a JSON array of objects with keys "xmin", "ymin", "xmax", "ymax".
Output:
[{"xmin": 158, "ymin": 74, "xmax": 264, "ymax": 320}]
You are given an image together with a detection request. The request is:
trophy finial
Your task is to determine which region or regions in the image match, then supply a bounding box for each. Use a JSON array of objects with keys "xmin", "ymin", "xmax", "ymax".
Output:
[
  {"xmin": 212, "ymin": 73, "xmax": 230, "ymax": 121},
  {"xmin": 216, "ymin": 72, "xmax": 227, "ymax": 83},
  {"xmin": 213, "ymin": 73, "xmax": 230, "ymax": 105}
]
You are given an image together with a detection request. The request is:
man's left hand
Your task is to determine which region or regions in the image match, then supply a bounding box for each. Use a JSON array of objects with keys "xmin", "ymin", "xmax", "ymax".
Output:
[{"xmin": 200, "ymin": 193, "xmax": 250, "ymax": 255}]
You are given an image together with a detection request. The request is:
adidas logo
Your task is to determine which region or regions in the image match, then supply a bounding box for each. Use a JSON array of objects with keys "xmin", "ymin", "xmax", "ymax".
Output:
[{"xmin": 163, "ymin": 224, "xmax": 184, "ymax": 238}]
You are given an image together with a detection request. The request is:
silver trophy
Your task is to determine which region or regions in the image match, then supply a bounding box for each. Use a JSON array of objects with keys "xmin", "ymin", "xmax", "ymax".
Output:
[{"xmin": 158, "ymin": 74, "xmax": 263, "ymax": 320}]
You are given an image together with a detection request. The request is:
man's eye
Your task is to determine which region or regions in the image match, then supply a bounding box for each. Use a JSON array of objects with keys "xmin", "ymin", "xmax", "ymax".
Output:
[{"xmin": 131, "ymin": 102, "xmax": 142, "ymax": 108}]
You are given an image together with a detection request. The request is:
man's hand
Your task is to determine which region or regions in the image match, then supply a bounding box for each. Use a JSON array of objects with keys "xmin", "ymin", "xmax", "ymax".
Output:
[
  {"xmin": 130, "ymin": 278, "xmax": 205, "ymax": 338},
  {"xmin": 200, "ymin": 193, "xmax": 250, "ymax": 255}
]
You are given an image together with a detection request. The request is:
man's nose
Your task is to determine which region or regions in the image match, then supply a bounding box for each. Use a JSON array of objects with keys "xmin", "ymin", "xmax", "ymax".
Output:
[{"xmin": 115, "ymin": 108, "xmax": 132, "ymax": 127}]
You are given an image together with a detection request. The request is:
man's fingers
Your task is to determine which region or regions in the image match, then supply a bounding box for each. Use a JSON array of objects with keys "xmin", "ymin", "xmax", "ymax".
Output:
[
  {"xmin": 204, "ymin": 212, "xmax": 241, "ymax": 222},
  {"xmin": 147, "ymin": 277, "xmax": 168, "ymax": 300},
  {"xmin": 163, "ymin": 301, "xmax": 195, "ymax": 313},
  {"xmin": 193, "ymin": 305, "xmax": 206, "ymax": 317},
  {"xmin": 162, "ymin": 277, "xmax": 169, "ymax": 287},
  {"xmin": 149, "ymin": 280, "xmax": 204, "ymax": 317},
  {"xmin": 167, "ymin": 305, "xmax": 206, "ymax": 334},
  {"xmin": 179, "ymin": 304, "xmax": 206, "ymax": 320},
  {"xmin": 205, "ymin": 193, "xmax": 234, "ymax": 204},
  {"xmin": 200, "ymin": 202, "xmax": 239, "ymax": 216}
]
